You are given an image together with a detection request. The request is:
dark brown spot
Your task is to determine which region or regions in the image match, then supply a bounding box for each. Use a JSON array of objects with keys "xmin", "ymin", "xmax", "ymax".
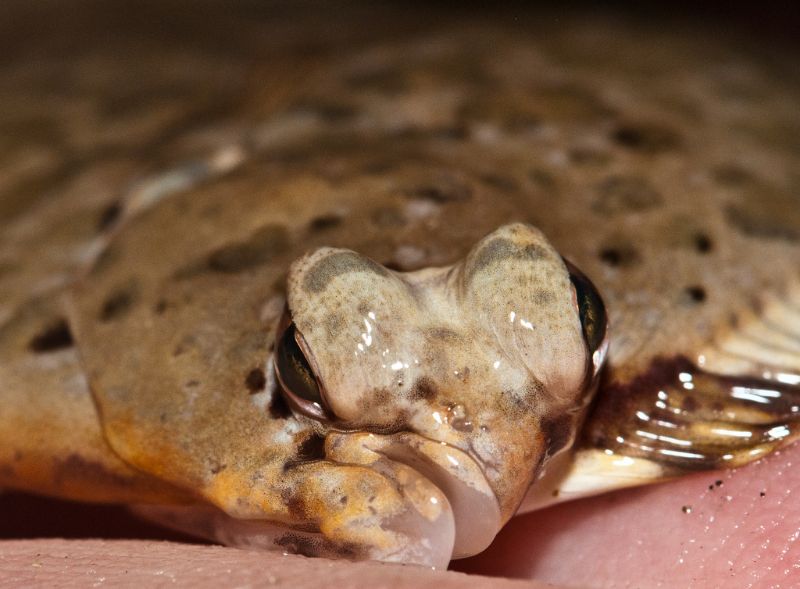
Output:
[
  {"xmin": 359, "ymin": 388, "xmax": 395, "ymax": 416},
  {"xmin": 426, "ymin": 327, "xmax": 461, "ymax": 343},
  {"xmin": 303, "ymin": 251, "xmax": 389, "ymax": 294},
  {"xmin": 210, "ymin": 462, "xmax": 227, "ymax": 475},
  {"xmin": 29, "ymin": 318, "xmax": 73, "ymax": 353},
  {"xmin": 297, "ymin": 434, "xmax": 325, "ymax": 461},
  {"xmin": 99, "ymin": 281, "xmax": 139, "ymax": 322},
  {"xmin": 280, "ymin": 488, "xmax": 307, "ymax": 520},
  {"xmin": 404, "ymin": 176, "xmax": 472, "ymax": 203},
  {"xmin": 598, "ymin": 247, "xmax": 623, "ymax": 266},
  {"xmin": 685, "ymin": 286, "xmax": 707, "ymax": 303},
  {"xmin": 480, "ymin": 174, "xmax": 518, "ymax": 192},
  {"xmin": 308, "ymin": 214, "xmax": 343, "ymax": 232},
  {"xmin": 611, "ymin": 122, "xmax": 681, "ymax": 153},
  {"xmin": 468, "ymin": 237, "xmax": 547, "ymax": 279},
  {"xmin": 760, "ymin": 491, "xmax": 766, "ymax": 497},
  {"xmin": 245, "ymin": 368, "xmax": 266, "ymax": 393},
  {"xmin": 205, "ymin": 224, "xmax": 289, "ymax": 273},
  {"xmin": 284, "ymin": 434, "xmax": 326, "ymax": 471},
  {"xmin": 154, "ymin": 299, "xmax": 168, "ymax": 314},
  {"xmin": 593, "ymin": 175, "xmax": 663, "ymax": 215},
  {"xmin": 96, "ymin": 200, "xmax": 123, "ymax": 232},
  {"xmin": 694, "ymin": 233, "xmax": 713, "ymax": 253},
  {"xmin": 598, "ymin": 245, "xmax": 639, "ymax": 268},
  {"xmin": 410, "ymin": 377, "xmax": 438, "ymax": 401}
]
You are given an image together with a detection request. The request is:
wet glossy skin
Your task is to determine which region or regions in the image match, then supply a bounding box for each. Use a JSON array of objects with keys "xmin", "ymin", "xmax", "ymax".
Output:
[
  {"xmin": 283, "ymin": 224, "xmax": 597, "ymax": 530},
  {"xmin": 1, "ymin": 6, "xmax": 800, "ymax": 571},
  {"xmin": 65, "ymin": 221, "xmax": 601, "ymax": 566}
]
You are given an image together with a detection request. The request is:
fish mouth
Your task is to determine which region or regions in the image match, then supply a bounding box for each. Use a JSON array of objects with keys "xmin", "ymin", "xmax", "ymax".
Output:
[{"xmin": 328, "ymin": 431, "xmax": 503, "ymax": 559}]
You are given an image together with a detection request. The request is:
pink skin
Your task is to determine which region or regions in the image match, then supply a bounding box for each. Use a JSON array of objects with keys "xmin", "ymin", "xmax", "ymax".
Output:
[
  {"xmin": 456, "ymin": 442, "xmax": 800, "ymax": 587},
  {"xmin": 2, "ymin": 443, "xmax": 799, "ymax": 587},
  {"xmin": 0, "ymin": 540, "xmax": 545, "ymax": 589}
]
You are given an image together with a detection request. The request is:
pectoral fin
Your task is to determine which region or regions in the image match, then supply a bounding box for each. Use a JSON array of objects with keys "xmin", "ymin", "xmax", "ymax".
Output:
[{"xmin": 520, "ymin": 284, "xmax": 800, "ymax": 513}]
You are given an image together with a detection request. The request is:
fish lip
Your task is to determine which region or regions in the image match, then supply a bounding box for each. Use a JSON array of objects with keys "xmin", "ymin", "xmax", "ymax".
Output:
[
  {"xmin": 277, "ymin": 304, "xmax": 503, "ymax": 557},
  {"xmin": 373, "ymin": 432, "xmax": 503, "ymax": 559}
]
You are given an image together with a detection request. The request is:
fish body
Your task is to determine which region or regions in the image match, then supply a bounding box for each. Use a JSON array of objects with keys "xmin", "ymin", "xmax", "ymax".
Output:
[{"xmin": 1, "ymin": 5, "xmax": 799, "ymax": 567}]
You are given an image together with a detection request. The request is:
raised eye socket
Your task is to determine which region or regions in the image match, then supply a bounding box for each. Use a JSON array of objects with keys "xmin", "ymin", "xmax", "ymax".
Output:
[
  {"xmin": 566, "ymin": 262, "xmax": 608, "ymax": 356},
  {"xmin": 274, "ymin": 322, "xmax": 330, "ymax": 420}
]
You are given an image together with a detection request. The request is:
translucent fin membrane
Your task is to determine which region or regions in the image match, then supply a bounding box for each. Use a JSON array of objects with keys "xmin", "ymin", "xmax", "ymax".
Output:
[{"xmin": 583, "ymin": 357, "xmax": 800, "ymax": 471}]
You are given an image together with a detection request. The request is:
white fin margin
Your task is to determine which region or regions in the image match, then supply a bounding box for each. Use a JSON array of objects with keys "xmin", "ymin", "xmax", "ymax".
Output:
[{"xmin": 517, "ymin": 449, "xmax": 666, "ymax": 514}]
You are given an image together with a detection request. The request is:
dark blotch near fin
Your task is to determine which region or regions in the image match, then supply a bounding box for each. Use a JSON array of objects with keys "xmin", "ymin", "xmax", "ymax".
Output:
[{"xmin": 583, "ymin": 356, "xmax": 800, "ymax": 471}]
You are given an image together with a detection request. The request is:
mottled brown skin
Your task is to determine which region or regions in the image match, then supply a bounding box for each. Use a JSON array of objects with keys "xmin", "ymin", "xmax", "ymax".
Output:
[
  {"xmin": 1, "ymin": 8, "xmax": 800, "ymax": 566},
  {"xmin": 285, "ymin": 224, "xmax": 589, "ymax": 519}
]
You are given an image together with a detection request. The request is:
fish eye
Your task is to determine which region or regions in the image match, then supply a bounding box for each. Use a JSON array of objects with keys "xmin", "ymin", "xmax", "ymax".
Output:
[
  {"xmin": 566, "ymin": 261, "xmax": 608, "ymax": 356},
  {"xmin": 274, "ymin": 321, "xmax": 330, "ymax": 420}
]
